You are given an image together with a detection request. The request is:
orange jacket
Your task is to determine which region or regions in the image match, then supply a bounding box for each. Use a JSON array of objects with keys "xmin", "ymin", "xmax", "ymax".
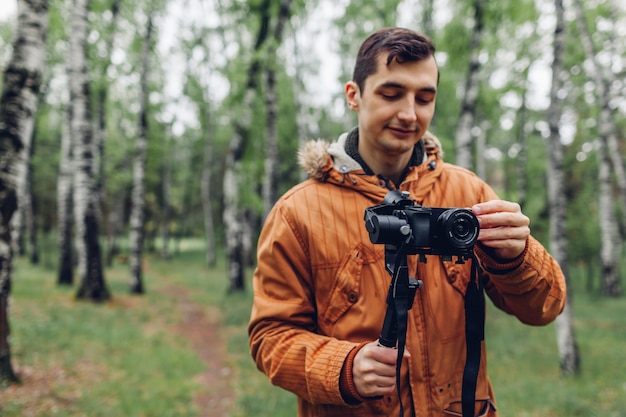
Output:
[{"xmin": 248, "ymin": 134, "xmax": 566, "ymax": 417}]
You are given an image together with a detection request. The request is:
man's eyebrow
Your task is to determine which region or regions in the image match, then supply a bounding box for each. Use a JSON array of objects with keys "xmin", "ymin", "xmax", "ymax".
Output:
[{"xmin": 377, "ymin": 81, "xmax": 437, "ymax": 93}]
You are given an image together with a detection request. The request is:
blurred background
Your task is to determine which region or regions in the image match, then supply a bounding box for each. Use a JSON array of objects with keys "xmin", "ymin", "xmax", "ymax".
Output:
[{"xmin": 0, "ymin": 0, "xmax": 625, "ymax": 415}]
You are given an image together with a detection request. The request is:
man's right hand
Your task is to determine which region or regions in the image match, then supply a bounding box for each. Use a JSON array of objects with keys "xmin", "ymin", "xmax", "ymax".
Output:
[{"xmin": 352, "ymin": 341, "xmax": 411, "ymax": 397}]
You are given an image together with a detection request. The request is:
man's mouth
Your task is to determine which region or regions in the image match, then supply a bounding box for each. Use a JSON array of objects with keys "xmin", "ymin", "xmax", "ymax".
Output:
[{"xmin": 388, "ymin": 126, "xmax": 417, "ymax": 136}]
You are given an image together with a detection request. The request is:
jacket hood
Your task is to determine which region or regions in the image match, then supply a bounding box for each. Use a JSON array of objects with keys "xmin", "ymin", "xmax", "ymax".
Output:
[{"xmin": 297, "ymin": 130, "xmax": 444, "ymax": 180}]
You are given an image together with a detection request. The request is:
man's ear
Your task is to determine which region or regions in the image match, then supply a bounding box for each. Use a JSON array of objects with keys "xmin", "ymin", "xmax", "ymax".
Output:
[{"xmin": 345, "ymin": 81, "xmax": 360, "ymax": 111}]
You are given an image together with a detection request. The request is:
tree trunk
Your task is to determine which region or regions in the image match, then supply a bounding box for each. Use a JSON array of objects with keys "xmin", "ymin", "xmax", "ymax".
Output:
[
  {"xmin": 454, "ymin": 0, "xmax": 484, "ymax": 170},
  {"xmin": 515, "ymin": 71, "xmax": 530, "ymax": 211},
  {"xmin": 288, "ymin": 29, "xmax": 310, "ymax": 183},
  {"xmin": 262, "ymin": 63, "xmax": 278, "ymax": 219},
  {"xmin": 223, "ymin": 0, "xmax": 272, "ymax": 292},
  {"xmin": 105, "ymin": 190, "xmax": 125, "ymax": 266},
  {"xmin": 129, "ymin": 13, "xmax": 154, "ymax": 294},
  {"xmin": 597, "ymin": 139, "xmax": 621, "ymax": 296},
  {"xmin": 262, "ymin": 0, "xmax": 293, "ymax": 219},
  {"xmin": 57, "ymin": 105, "xmax": 74, "ymax": 285},
  {"xmin": 26, "ymin": 157, "xmax": 38, "ymax": 264},
  {"xmin": 93, "ymin": 0, "xmax": 121, "ymax": 227},
  {"xmin": 69, "ymin": 0, "xmax": 110, "ymax": 302},
  {"xmin": 0, "ymin": 0, "xmax": 49, "ymax": 385},
  {"xmin": 547, "ymin": 0, "xmax": 579, "ymax": 376},
  {"xmin": 161, "ymin": 147, "xmax": 172, "ymax": 261},
  {"xmin": 573, "ymin": 0, "xmax": 623, "ymax": 297},
  {"xmin": 12, "ymin": 122, "xmax": 38, "ymax": 262},
  {"xmin": 201, "ymin": 118, "xmax": 216, "ymax": 268}
]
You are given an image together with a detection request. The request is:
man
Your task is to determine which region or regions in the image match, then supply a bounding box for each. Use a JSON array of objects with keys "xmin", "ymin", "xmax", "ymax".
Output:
[{"xmin": 248, "ymin": 27, "xmax": 566, "ymax": 417}]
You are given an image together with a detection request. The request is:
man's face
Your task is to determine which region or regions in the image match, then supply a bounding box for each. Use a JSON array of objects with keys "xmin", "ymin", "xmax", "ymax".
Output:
[{"xmin": 345, "ymin": 53, "xmax": 438, "ymax": 160}]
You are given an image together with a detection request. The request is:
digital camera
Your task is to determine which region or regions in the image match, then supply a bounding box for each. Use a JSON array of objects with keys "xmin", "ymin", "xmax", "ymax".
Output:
[{"xmin": 364, "ymin": 190, "xmax": 479, "ymax": 260}]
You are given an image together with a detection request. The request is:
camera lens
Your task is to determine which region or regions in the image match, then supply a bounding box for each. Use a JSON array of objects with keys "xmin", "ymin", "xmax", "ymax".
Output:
[{"xmin": 437, "ymin": 209, "xmax": 479, "ymax": 249}]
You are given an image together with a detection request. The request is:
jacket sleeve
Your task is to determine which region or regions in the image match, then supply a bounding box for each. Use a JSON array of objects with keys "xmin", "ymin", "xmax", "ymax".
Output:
[
  {"xmin": 248, "ymin": 201, "xmax": 358, "ymax": 405},
  {"xmin": 475, "ymin": 236, "xmax": 567, "ymax": 325},
  {"xmin": 470, "ymin": 177, "xmax": 567, "ymax": 326}
]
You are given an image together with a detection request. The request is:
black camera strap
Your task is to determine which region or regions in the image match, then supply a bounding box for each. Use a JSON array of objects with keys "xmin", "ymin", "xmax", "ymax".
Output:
[
  {"xmin": 392, "ymin": 294, "xmax": 410, "ymax": 417},
  {"xmin": 461, "ymin": 255, "xmax": 485, "ymax": 417}
]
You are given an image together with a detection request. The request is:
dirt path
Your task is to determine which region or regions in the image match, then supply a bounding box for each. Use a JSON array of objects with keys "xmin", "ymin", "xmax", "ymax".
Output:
[{"xmin": 165, "ymin": 284, "xmax": 236, "ymax": 417}]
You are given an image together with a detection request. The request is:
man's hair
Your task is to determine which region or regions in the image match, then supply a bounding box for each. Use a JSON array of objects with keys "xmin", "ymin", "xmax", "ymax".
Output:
[{"xmin": 352, "ymin": 27, "xmax": 437, "ymax": 92}]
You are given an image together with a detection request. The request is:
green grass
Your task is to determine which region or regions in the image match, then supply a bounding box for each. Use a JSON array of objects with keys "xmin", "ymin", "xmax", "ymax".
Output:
[{"xmin": 2, "ymin": 242, "xmax": 626, "ymax": 417}]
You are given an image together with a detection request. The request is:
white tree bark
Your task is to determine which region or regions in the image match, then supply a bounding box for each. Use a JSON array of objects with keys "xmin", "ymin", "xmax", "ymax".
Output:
[
  {"xmin": 69, "ymin": 0, "xmax": 109, "ymax": 301},
  {"xmin": 597, "ymin": 139, "xmax": 621, "ymax": 296},
  {"xmin": 0, "ymin": 0, "xmax": 49, "ymax": 383},
  {"xmin": 547, "ymin": 0, "xmax": 579, "ymax": 376},
  {"xmin": 223, "ymin": 88, "xmax": 252, "ymax": 290},
  {"xmin": 129, "ymin": 13, "xmax": 154, "ymax": 294},
  {"xmin": 57, "ymin": 108, "xmax": 74, "ymax": 284},
  {"xmin": 573, "ymin": 0, "xmax": 623, "ymax": 297}
]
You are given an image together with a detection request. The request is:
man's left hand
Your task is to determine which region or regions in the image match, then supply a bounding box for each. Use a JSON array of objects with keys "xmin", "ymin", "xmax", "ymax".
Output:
[{"xmin": 472, "ymin": 200, "xmax": 530, "ymax": 260}]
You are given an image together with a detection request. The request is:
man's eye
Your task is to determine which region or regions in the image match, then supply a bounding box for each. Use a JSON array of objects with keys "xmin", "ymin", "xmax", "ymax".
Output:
[
  {"xmin": 417, "ymin": 97, "xmax": 434, "ymax": 104},
  {"xmin": 382, "ymin": 93, "xmax": 400, "ymax": 100}
]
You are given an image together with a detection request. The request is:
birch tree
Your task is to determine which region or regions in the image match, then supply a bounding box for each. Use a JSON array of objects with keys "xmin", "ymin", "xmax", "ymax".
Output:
[
  {"xmin": 9, "ymin": 126, "xmax": 31, "ymax": 258},
  {"xmin": 547, "ymin": 0, "xmax": 579, "ymax": 376},
  {"xmin": 454, "ymin": 0, "xmax": 484, "ymax": 170},
  {"xmin": 129, "ymin": 11, "xmax": 155, "ymax": 294},
  {"xmin": 262, "ymin": 0, "xmax": 294, "ymax": 218},
  {"xmin": 69, "ymin": 0, "xmax": 110, "ymax": 302},
  {"xmin": 200, "ymin": 120, "xmax": 216, "ymax": 267},
  {"xmin": 223, "ymin": 0, "xmax": 272, "ymax": 291},
  {"xmin": 57, "ymin": 106, "xmax": 74, "ymax": 285},
  {"xmin": 0, "ymin": 0, "xmax": 49, "ymax": 384},
  {"xmin": 573, "ymin": 0, "xmax": 623, "ymax": 297},
  {"xmin": 596, "ymin": 136, "xmax": 621, "ymax": 296}
]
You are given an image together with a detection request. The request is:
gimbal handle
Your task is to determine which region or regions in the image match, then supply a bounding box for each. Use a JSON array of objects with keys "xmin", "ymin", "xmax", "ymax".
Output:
[{"xmin": 378, "ymin": 248, "xmax": 422, "ymax": 348}]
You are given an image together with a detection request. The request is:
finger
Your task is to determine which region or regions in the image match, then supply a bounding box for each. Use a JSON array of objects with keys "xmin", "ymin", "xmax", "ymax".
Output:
[
  {"xmin": 476, "ymin": 211, "xmax": 529, "ymax": 229},
  {"xmin": 473, "ymin": 200, "xmax": 521, "ymax": 215},
  {"xmin": 477, "ymin": 225, "xmax": 530, "ymax": 242},
  {"xmin": 371, "ymin": 345, "xmax": 404, "ymax": 366}
]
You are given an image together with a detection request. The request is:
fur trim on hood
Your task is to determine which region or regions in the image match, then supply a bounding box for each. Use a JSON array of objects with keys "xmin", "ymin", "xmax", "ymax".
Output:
[{"xmin": 297, "ymin": 139, "xmax": 331, "ymax": 181}]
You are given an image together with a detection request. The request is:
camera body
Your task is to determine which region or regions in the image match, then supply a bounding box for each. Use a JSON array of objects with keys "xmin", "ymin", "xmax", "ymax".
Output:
[{"xmin": 364, "ymin": 190, "xmax": 479, "ymax": 261}]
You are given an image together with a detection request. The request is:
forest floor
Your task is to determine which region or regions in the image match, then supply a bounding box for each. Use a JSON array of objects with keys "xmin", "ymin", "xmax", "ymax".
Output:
[{"xmin": 0, "ymin": 279, "xmax": 236, "ymax": 417}]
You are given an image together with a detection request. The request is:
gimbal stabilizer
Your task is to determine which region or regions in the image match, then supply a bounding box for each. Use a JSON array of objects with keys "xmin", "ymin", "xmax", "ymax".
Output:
[{"xmin": 364, "ymin": 190, "xmax": 484, "ymax": 417}]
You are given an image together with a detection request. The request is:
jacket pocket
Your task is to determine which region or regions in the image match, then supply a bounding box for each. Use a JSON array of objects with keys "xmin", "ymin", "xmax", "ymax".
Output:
[
  {"xmin": 319, "ymin": 245, "xmax": 366, "ymax": 326},
  {"xmin": 443, "ymin": 397, "xmax": 497, "ymax": 416},
  {"xmin": 420, "ymin": 260, "xmax": 471, "ymax": 343}
]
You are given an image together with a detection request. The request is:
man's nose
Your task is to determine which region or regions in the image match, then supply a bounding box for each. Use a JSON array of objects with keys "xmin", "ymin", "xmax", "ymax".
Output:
[{"xmin": 397, "ymin": 99, "xmax": 417, "ymax": 123}]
